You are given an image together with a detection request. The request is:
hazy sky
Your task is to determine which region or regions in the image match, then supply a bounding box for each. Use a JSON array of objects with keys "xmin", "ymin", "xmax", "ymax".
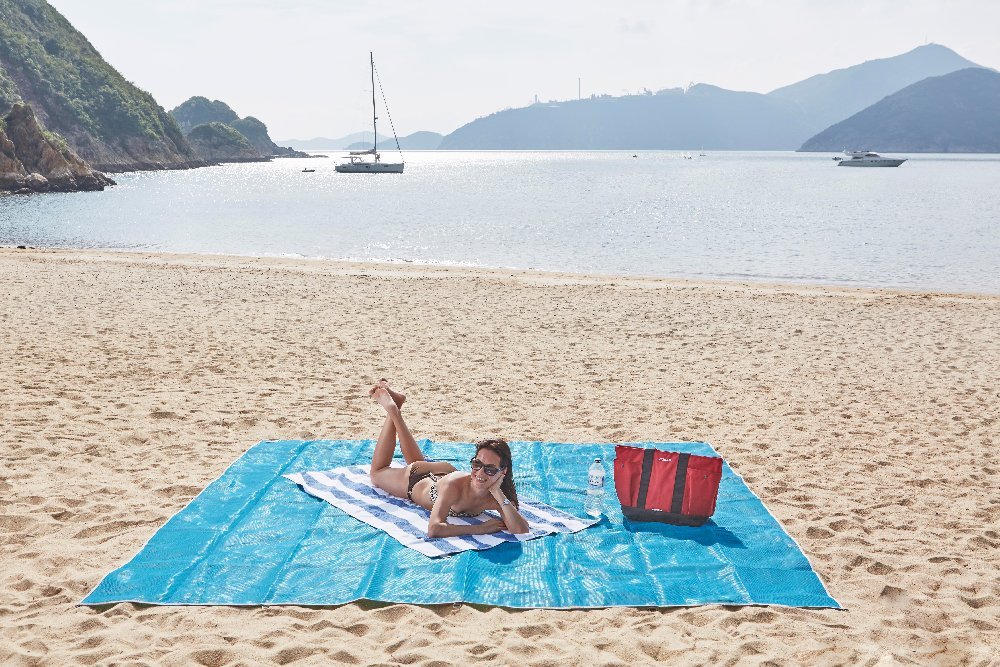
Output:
[{"xmin": 47, "ymin": 0, "xmax": 1000, "ymax": 140}]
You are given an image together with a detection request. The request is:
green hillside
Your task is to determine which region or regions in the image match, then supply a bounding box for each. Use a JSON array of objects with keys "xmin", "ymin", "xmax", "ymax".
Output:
[
  {"xmin": 170, "ymin": 97, "xmax": 307, "ymax": 158},
  {"xmin": 186, "ymin": 121, "xmax": 264, "ymax": 161},
  {"xmin": 230, "ymin": 117, "xmax": 280, "ymax": 155},
  {"xmin": 170, "ymin": 96, "xmax": 240, "ymax": 134},
  {"xmin": 0, "ymin": 0, "xmax": 200, "ymax": 171}
]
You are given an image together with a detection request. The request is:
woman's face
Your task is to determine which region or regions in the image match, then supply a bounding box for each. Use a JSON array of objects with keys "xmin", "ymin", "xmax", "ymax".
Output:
[{"xmin": 470, "ymin": 448, "xmax": 504, "ymax": 491}]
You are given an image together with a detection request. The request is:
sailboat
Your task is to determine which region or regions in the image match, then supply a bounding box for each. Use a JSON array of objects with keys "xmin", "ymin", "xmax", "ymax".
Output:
[{"xmin": 336, "ymin": 52, "xmax": 405, "ymax": 174}]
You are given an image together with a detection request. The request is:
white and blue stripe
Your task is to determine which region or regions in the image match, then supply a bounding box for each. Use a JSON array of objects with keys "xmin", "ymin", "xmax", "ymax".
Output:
[{"xmin": 285, "ymin": 465, "xmax": 598, "ymax": 557}]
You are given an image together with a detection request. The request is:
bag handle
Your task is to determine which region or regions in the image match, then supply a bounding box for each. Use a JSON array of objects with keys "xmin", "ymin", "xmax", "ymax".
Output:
[
  {"xmin": 670, "ymin": 453, "xmax": 690, "ymax": 514},
  {"xmin": 635, "ymin": 448, "xmax": 655, "ymax": 509}
]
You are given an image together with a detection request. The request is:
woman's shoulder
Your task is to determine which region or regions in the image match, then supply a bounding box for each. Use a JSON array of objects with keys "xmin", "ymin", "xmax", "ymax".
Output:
[{"xmin": 436, "ymin": 470, "xmax": 467, "ymax": 487}]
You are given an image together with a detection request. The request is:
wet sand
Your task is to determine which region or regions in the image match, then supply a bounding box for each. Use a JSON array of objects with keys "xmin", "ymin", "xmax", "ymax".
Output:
[{"xmin": 1, "ymin": 248, "xmax": 997, "ymax": 665}]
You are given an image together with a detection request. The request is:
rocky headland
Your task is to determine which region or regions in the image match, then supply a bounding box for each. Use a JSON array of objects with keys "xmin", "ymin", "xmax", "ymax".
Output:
[
  {"xmin": 0, "ymin": 0, "xmax": 203, "ymax": 173},
  {"xmin": 0, "ymin": 103, "xmax": 113, "ymax": 193},
  {"xmin": 184, "ymin": 122, "xmax": 266, "ymax": 163},
  {"xmin": 170, "ymin": 96, "xmax": 312, "ymax": 162}
]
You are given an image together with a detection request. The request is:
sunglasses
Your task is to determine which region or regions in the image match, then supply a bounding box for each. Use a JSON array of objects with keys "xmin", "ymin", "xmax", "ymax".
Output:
[{"xmin": 470, "ymin": 458, "xmax": 505, "ymax": 477}]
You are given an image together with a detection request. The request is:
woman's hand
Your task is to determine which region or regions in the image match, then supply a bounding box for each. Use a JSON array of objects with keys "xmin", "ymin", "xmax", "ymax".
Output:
[
  {"xmin": 485, "ymin": 470, "xmax": 530, "ymax": 535},
  {"xmin": 478, "ymin": 518, "xmax": 507, "ymax": 534},
  {"xmin": 487, "ymin": 471, "xmax": 506, "ymax": 501}
]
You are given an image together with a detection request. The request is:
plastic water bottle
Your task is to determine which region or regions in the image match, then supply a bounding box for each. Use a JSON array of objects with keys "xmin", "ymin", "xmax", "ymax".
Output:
[{"xmin": 585, "ymin": 458, "xmax": 605, "ymax": 517}]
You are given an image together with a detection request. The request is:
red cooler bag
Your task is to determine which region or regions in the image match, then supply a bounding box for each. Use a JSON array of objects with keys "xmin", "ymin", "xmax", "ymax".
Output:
[{"xmin": 614, "ymin": 445, "xmax": 723, "ymax": 526}]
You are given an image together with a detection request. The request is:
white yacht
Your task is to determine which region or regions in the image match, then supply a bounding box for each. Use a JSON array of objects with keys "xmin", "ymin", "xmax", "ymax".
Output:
[
  {"xmin": 834, "ymin": 151, "xmax": 906, "ymax": 167},
  {"xmin": 337, "ymin": 149, "xmax": 404, "ymax": 173},
  {"xmin": 336, "ymin": 53, "xmax": 404, "ymax": 174}
]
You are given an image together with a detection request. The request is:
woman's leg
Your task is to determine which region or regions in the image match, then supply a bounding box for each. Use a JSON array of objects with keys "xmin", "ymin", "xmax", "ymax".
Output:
[
  {"xmin": 369, "ymin": 387, "xmax": 427, "ymax": 498},
  {"xmin": 387, "ymin": 402, "xmax": 425, "ymax": 466},
  {"xmin": 367, "ymin": 383, "xmax": 408, "ymax": 473},
  {"xmin": 369, "ymin": 412, "xmax": 399, "ymax": 475},
  {"xmin": 368, "ymin": 385, "xmax": 458, "ymax": 500}
]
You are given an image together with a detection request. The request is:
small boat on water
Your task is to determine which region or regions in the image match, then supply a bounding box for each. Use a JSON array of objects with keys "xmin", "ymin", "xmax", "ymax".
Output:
[
  {"xmin": 336, "ymin": 52, "xmax": 404, "ymax": 174},
  {"xmin": 301, "ymin": 168, "xmax": 315, "ymax": 173},
  {"xmin": 834, "ymin": 150, "xmax": 906, "ymax": 167}
]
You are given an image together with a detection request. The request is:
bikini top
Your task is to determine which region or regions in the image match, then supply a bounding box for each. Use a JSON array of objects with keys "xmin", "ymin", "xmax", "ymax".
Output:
[{"xmin": 425, "ymin": 473, "xmax": 481, "ymax": 518}]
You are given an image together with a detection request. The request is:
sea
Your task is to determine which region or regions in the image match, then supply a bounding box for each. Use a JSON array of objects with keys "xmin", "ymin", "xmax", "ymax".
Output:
[{"xmin": 2, "ymin": 150, "xmax": 998, "ymax": 294}]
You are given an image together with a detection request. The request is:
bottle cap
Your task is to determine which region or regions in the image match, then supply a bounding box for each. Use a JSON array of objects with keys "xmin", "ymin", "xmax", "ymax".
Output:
[{"xmin": 594, "ymin": 458, "xmax": 601, "ymax": 463}]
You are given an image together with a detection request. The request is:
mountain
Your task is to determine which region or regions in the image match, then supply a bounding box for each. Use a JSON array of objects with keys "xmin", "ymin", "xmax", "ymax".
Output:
[
  {"xmin": 440, "ymin": 85, "xmax": 815, "ymax": 150},
  {"xmin": 800, "ymin": 68, "xmax": 1000, "ymax": 153},
  {"xmin": 387, "ymin": 131, "xmax": 442, "ymax": 150},
  {"xmin": 768, "ymin": 44, "xmax": 984, "ymax": 133},
  {"xmin": 346, "ymin": 131, "xmax": 443, "ymax": 151},
  {"xmin": 439, "ymin": 44, "xmax": 987, "ymax": 151},
  {"xmin": 0, "ymin": 0, "xmax": 201, "ymax": 171},
  {"xmin": 278, "ymin": 132, "xmax": 388, "ymax": 150}
]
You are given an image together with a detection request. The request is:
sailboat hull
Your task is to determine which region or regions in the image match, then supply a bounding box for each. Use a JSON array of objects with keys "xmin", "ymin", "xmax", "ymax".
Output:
[{"xmin": 335, "ymin": 162, "xmax": 404, "ymax": 173}]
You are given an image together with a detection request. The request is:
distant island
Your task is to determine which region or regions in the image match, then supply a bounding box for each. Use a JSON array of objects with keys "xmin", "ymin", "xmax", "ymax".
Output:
[
  {"xmin": 345, "ymin": 131, "xmax": 443, "ymax": 151},
  {"xmin": 283, "ymin": 44, "xmax": 994, "ymax": 154},
  {"xmin": 438, "ymin": 44, "xmax": 988, "ymax": 151},
  {"xmin": 440, "ymin": 85, "xmax": 815, "ymax": 150},
  {"xmin": 169, "ymin": 96, "xmax": 311, "ymax": 162},
  {"xmin": 800, "ymin": 68, "xmax": 1000, "ymax": 153},
  {"xmin": 278, "ymin": 131, "xmax": 443, "ymax": 152},
  {"xmin": 278, "ymin": 132, "xmax": 388, "ymax": 151},
  {"xmin": 768, "ymin": 44, "xmax": 983, "ymax": 136}
]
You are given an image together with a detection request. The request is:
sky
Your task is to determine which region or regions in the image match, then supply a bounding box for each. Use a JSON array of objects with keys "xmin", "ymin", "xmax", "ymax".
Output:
[{"xmin": 47, "ymin": 0, "xmax": 1000, "ymax": 141}]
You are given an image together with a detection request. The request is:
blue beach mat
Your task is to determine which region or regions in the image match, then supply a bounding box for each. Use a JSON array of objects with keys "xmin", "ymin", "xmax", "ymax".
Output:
[{"xmin": 82, "ymin": 440, "xmax": 841, "ymax": 609}]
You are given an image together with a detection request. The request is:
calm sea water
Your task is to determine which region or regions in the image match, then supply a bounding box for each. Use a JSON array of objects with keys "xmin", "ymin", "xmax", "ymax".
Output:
[{"xmin": 2, "ymin": 151, "xmax": 998, "ymax": 293}]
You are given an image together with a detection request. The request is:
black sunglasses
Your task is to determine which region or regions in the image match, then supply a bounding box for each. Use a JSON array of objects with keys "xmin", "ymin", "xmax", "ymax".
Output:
[{"xmin": 470, "ymin": 458, "xmax": 505, "ymax": 477}]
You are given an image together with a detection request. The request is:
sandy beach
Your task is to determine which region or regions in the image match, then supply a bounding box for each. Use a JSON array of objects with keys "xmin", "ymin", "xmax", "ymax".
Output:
[{"xmin": 1, "ymin": 248, "xmax": 997, "ymax": 665}]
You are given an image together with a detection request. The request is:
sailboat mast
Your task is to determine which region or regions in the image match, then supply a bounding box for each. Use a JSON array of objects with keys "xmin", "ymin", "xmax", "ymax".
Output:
[{"xmin": 370, "ymin": 51, "xmax": 377, "ymax": 151}]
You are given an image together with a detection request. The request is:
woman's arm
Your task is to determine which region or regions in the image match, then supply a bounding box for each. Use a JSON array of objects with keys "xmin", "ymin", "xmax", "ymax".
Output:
[
  {"xmin": 426, "ymin": 478, "xmax": 506, "ymax": 538},
  {"xmin": 488, "ymin": 476, "xmax": 530, "ymax": 535}
]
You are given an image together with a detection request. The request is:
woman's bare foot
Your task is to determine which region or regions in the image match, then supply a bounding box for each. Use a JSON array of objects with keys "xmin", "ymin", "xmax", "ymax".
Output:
[
  {"xmin": 371, "ymin": 387, "xmax": 398, "ymax": 412},
  {"xmin": 378, "ymin": 379, "xmax": 406, "ymax": 409}
]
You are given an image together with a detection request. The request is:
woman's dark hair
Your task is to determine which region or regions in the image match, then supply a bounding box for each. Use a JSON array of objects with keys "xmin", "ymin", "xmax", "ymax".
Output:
[{"xmin": 475, "ymin": 438, "xmax": 519, "ymax": 508}]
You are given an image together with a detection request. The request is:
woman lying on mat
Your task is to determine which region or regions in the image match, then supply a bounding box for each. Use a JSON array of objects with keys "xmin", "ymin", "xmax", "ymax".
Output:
[{"xmin": 368, "ymin": 380, "xmax": 530, "ymax": 537}]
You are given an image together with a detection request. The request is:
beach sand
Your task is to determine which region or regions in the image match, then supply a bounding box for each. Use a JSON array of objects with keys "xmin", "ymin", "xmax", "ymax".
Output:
[{"xmin": 1, "ymin": 248, "xmax": 997, "ymax": 665}]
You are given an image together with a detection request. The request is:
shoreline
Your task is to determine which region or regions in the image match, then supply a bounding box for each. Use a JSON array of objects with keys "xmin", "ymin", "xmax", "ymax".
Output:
[
  {"xmin": 5, "ymin": 246, "xmax": 999, "ymax": 300},
  {"xmin": 2, "ymin": 247, "xmax": 996, "ymax": 664}
]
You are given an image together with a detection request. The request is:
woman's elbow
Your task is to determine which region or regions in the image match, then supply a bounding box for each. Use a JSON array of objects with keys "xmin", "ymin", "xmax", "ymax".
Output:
[{"xmin": 427, "ymin": 523, "xmax": 443, "ymax": 538}]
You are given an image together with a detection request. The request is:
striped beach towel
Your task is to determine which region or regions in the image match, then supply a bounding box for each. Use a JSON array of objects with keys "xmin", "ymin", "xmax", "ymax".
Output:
[{"xmin": 285, "ymin": 465, "xmax": 598, "ymax": 557}]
